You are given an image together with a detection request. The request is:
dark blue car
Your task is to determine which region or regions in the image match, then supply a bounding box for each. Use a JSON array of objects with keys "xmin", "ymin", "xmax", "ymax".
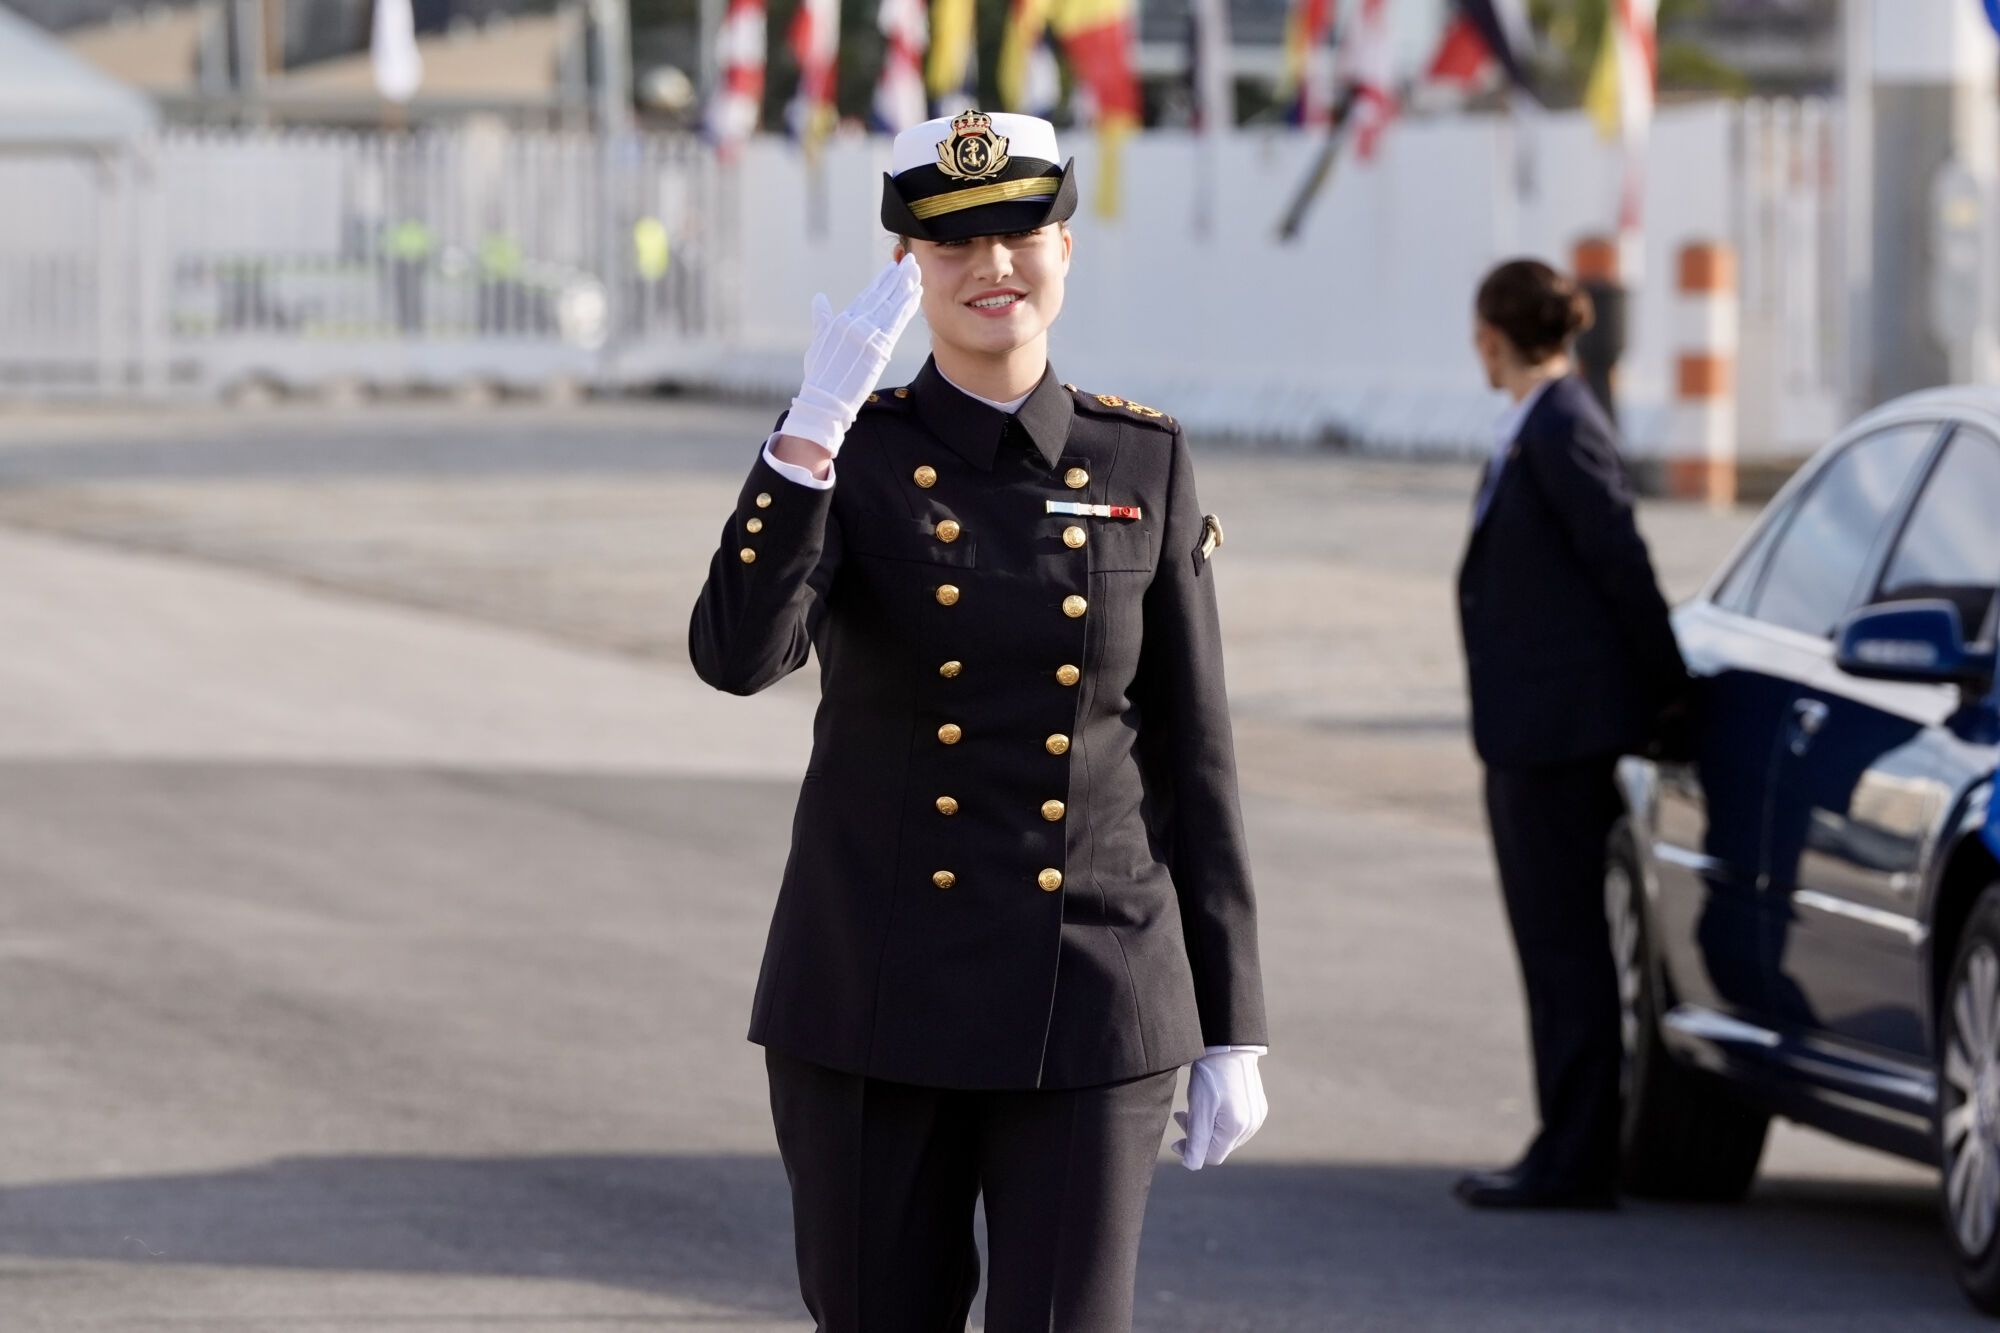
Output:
[{"xmin": 1613, "ymin": 388, "xmax": 2000, "ymax": 1310}]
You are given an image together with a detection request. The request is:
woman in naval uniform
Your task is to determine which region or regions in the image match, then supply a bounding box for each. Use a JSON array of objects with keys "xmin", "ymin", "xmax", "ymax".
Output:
[{"xmin": 689, "ymin": 111, "xmax": 1268, "ymax": 1333}]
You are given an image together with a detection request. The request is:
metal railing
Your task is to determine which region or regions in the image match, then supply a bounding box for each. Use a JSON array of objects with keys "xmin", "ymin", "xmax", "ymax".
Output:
[{"xmin": 0, "ymin": 126, "xmax": 726, "ymax": 397}]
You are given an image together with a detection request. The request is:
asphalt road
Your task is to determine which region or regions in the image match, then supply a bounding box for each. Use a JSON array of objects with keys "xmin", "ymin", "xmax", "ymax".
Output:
[{"xmin": 0, "ymin": 398, "xmax": 1981, "ymax": 1331}]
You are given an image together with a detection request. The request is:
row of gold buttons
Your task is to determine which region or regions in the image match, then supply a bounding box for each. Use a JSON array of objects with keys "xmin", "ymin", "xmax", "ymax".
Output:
[
  {"xmin": 914, "ymin": 465, "xmax": 1090, "ymax": 491},
  {"xmin": 739, "ymin": 490, "xmax": 774, "ymax": 563},
  {"xmin": 921, "ymin": 454, "xmax": 1085, "ymax": 897},
  {"xmin": 938, "ymin": 869, "xmax": 1063, "ymax": 891}
]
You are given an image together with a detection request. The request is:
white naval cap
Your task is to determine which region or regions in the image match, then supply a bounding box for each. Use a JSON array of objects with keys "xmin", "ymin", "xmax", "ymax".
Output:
[
  {"xmin": 879, "ymin": 108, "xmax": 1077, "ymax": 242},
  {"xmin": 891, "ymin": 111, "xmax": 1062, "ymax": 177}
]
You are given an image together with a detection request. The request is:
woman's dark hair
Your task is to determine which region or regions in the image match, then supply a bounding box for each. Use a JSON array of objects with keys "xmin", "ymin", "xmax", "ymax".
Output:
[{"xmin": 1476, "ymin": 259, "xmax": 1595, "ymax": 365}]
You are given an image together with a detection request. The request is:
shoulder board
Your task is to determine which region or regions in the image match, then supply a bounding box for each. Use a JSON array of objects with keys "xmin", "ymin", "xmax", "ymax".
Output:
[
  {"xmin": 861, "ymin": 386, "xmax": 914, "ymax": 411},
  {"xmin": 1065, "ymin": 383, "xmax": 1176, "ymax": 430}
]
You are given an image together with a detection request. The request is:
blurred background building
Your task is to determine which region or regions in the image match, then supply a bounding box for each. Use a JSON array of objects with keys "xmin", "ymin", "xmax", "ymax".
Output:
[{"xmin": 0, "ymin": 0, "xmax": 1985, "ymax": 503}]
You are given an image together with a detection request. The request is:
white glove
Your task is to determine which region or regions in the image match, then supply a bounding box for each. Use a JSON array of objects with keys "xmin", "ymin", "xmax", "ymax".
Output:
[
  {"xmin": 783, "ymin": 254, "xmax": 924, "ymax": 456},
  {"xmin": 1172, "ymin": 1047, "xmax": 1268, "ymax": 1170}
]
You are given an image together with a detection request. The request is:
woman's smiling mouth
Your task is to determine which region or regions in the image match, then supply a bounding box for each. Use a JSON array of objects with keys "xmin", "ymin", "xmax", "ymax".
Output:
[{"xmin": 966, "ymin": 290, "xmax": 1027, "ymax": 316}]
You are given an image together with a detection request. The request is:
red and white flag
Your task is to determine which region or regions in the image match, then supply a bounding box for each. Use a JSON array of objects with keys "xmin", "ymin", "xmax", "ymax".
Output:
[
  {"xmin": 1425, "ymin": 15, "xmax": 1492, "ymax": 91},
  {"xmin": 709, "ymin": 0, "xmax": 767, "ymax": 159},
  {"xmin": 789, "ymin": 0, "xmax": 843, "ymax": 145},
  {"xmin": 873, "ymin": 0, "xmax": 927, "ymax": 131},
  {"xmin": 1340, "ymin": 0, "xmax": 1395, "ymax": 159}
]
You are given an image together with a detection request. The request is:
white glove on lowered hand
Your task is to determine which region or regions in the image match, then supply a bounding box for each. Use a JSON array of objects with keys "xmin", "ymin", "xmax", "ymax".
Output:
[
  {"xmin": 1173, "ymin": 1047, "xmax": 1269, "ymax": 1170},
  {"xmin": 782, "ymin": 254, "xmax": 924, "ymax": 456}
]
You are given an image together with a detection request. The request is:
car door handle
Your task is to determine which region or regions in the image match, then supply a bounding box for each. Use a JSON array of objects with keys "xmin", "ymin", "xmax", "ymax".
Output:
[{"xmin": 1789, "ymin": 698, "xmax": 1830, "ymax": 755}]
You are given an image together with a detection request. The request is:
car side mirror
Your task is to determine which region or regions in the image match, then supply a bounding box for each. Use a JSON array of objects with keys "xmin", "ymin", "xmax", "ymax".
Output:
[{"xmin": 1834, "ymin": 600, "xmax": 1997, "ymax": 687}]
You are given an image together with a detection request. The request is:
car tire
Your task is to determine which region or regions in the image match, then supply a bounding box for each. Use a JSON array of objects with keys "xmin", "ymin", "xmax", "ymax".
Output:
[
  {"xmin": 1937, "ymin": 883, "xmax": 2000, "ymax": 1314},
  {"xmin": 1607, "ymin": 821, "xmax": 1770, "ymax": 1201}
]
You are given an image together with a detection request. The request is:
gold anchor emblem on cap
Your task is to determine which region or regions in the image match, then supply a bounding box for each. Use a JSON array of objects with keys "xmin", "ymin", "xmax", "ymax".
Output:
[{"xmin": 937, "ymin": 109, "xmax": 1011, "ymax": 182}]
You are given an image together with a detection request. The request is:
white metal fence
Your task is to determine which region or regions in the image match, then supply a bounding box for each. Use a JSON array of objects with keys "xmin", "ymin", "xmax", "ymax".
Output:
[
  {"xmin": 0, "ymin": 106, "xmax": 1847, "ymax": 459},
  {"xmin": 0, "ymin": 127, "xmax": 725, "ymax": 397}
]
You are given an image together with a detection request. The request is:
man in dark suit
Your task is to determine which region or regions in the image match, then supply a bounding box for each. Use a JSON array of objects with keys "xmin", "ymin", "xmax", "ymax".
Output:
[{"xmin": 1454, "ymin": 259, "xmax": 1691, "ymax": 1210}]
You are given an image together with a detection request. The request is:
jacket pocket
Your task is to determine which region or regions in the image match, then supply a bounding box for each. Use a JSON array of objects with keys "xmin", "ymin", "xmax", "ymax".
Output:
[{"xmin": 1089, "ymin": 523, "xmax": 1154, "ymax": 573}]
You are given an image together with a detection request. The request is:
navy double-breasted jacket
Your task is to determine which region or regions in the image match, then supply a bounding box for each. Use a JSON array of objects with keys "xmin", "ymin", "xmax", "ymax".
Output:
[{"xmin": 689, "ymin": 356, "xmax": 1267, "ymax": 1090}]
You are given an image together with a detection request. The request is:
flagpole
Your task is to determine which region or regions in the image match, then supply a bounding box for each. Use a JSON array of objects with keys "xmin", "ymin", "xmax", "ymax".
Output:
[
  {"xmin": 1191, "ymin": 0, "xmax": 1230, "ymax": 241},
  {"xmin": 1839, "ymin": 0, "xmax": 1872, "ymax": 417},
  {"xmin": 700, "ymin": 0, "xmax": 724, "ymax": 108}
]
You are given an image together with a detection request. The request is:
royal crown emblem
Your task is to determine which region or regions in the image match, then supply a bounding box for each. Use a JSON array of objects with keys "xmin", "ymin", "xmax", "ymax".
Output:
[{"xmin": 936, "ymin": 109, "xmax": 1010, "ymax": 182}]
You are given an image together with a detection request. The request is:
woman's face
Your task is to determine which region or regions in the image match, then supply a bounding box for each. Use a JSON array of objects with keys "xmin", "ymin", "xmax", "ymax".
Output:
[
  {"xmin": 897, "ymin": 224, "xmax": 1071, "ymax": 360},
  {"xmin": 1473, "ymin": 317, "xmax": 1514, "ymax": 389}
]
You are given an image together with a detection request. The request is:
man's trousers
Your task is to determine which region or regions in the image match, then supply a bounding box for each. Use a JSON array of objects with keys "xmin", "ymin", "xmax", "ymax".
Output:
[
  {"xmin": 764, "ymin": 1049, "xmax": 1176, "ymax": 1333},
  {"xmin": 1483, "ymin": 754, "xmax": 1625, "ymax": 1191}
]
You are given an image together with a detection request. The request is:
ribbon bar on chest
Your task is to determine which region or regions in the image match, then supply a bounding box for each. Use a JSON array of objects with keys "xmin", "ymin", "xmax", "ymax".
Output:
[{"xmin": 1046, "ymin": 501, "xmax": 1142, "ymax": 520}]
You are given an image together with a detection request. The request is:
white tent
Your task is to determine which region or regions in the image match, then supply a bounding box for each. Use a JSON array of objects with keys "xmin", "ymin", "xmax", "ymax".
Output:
[{"xmin": 0, "ymin": 4, "xmax": 158, "ymax": 148}]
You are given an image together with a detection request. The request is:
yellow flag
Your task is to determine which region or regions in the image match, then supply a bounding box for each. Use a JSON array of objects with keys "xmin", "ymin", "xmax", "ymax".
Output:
[
  {"xmin": 1583, "ymin": 13, "xmax": 1621, "ymax": 140},
  {"xmin": 929, "ymin": 0, "xmax": 976, "ymax": 99},
  {"xmin": 999, "ymin": 0, "xmax": 1056, "ymax": 110},
  {"xmin": 1094, "ymin": 118, "xmax": 1132, "ymax": 220}
]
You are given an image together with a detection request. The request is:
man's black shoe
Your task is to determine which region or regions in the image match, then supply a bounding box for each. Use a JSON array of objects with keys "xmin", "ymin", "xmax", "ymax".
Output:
[{"xmin": 1452, "ymin": 1168, "xmax": 1617, "ymax": 1210}]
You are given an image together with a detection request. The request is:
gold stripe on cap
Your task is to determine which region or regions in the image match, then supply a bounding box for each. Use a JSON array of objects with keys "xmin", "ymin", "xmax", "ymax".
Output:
[{"xmin": 909, "ymin": 176, "xmax": 1060, "ymax": 221}]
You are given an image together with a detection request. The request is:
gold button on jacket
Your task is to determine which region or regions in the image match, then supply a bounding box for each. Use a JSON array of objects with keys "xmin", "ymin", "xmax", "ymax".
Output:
[
  {"xmin": 746, "ymin": 517, "xmax": 764, "ymax": 534},
  {"xmin": 739, "ymin": 548, "xmax": 757, "ymax": 564},
  {"xmin": 689, "ymin": 355, "xmax": 1266, "ymax": 1093}
]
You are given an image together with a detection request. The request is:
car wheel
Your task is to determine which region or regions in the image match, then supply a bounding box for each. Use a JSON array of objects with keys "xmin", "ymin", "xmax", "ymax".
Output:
[
  {"xmin": 1607, "ymin": 821, "xmax": 1770, "ymax": 1200},
  {"xmin": 1938, "ymin": 884, "xmax": 2000, "ymax": 1313}
]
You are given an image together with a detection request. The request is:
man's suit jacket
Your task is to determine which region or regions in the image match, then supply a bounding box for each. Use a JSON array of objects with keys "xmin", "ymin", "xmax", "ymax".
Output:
[
  {"xmin": 688, "ymin": 357, "xmax": 1267, "ymax": 1091},
  {"xmin": 1457, "ymin": 375, "xmax": 1689, "ymax": 770}
]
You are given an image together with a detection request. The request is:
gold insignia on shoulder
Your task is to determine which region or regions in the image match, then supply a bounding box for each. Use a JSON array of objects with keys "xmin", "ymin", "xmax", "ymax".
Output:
[
  {"xmin": 1086, "ymin": 390, "xmax": 1168, "ymax": 420},
  {"xmin": 1198, "ymin": 513, "xmax": 1225, "ymax": 561},
  {"xmin": 936, "ymin": 109, "xmax": 1010, "ymax": 182}
]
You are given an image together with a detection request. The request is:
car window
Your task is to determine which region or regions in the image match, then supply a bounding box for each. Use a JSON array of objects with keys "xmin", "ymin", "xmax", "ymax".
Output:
[
  {"xmin": 1872, "ymin": 427, "xmax": 2000, "ymax": 641},
  {"xmin": 1713, "ymin": 498, "xmax": 1789, "ymax": 615},
  {"xmin": 1748, "ymin": 423, "xmax": 1936, "ymax": 638}
]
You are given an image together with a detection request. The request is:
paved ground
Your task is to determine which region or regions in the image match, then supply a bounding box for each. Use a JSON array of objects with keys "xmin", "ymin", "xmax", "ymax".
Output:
[{"xmin": 0, "ymin": 398, "xmax": 1981, "ymax": 1330}]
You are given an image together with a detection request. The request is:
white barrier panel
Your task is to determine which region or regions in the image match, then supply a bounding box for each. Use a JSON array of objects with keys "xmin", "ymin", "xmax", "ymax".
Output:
[
  {"xmin": 715, "ymin": 100, "xmax": 1842, "ymax": 459},
  {"xmin": 0, "ymin": 104, "xmax": 1845, "ymax": 461}
]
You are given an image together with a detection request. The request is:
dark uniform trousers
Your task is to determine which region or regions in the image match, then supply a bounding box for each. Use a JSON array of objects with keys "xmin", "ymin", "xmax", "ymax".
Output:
[
  {"xmin": 1483, "ymin": 756, "xmax": 1624, "ymax": 1189},
  {"xmin": 690, "ymin": 358, "xmax": 1267, "ymax": 1331},
  {"xmin": 1458, "ymin": 376, "xmax": 1689, "ymax": 1193},
  {"xmin": 767, "ymin": 1050, "xmax": 1176, "ymax": 1333}
]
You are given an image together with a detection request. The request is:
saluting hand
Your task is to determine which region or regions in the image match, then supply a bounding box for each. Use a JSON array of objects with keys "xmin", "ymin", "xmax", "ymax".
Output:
[
  {"xmin": 780, "ymin": 254, "xmax": 924, "ymax": 460},
  {"xmin": 1173, "ymin": 1048, "xmax": 1269, "ymax": 1170}
]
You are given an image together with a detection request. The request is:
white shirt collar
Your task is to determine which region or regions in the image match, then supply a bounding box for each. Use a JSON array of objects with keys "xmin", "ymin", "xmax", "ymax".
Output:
[{"xmin": 938, "ymin": 366, "xmax": 1035, "ymax": 415}]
